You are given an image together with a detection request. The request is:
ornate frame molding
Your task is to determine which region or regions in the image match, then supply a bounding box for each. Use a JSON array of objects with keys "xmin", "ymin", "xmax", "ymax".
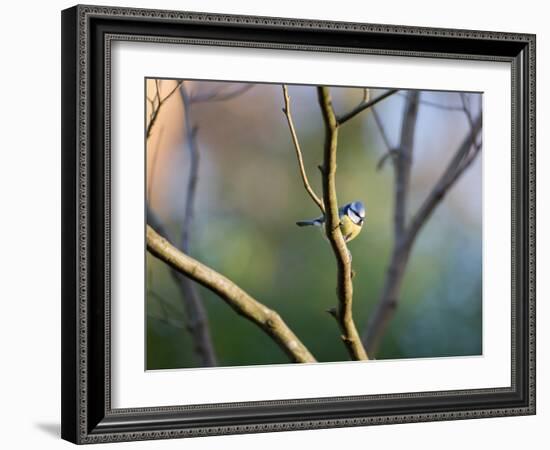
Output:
[{"xmin": 61, "ymin": 5, "xmax": 536, "ymax": 444}]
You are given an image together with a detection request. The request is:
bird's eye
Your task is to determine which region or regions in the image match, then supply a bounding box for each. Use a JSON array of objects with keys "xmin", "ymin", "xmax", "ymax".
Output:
[{"xmin": 349, "ymin": 209, "xmax": 361, "ymax": 224}]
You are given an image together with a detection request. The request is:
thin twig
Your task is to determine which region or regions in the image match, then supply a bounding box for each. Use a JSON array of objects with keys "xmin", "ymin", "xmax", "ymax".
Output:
[
  {"xmin": 317, "ymin": 86, "xmax": 368, "ymax": 361},
  {"xmin": 281, "ymin": 85, "xmax": 325, "ymax": 214},
  {"xmin": 372, "ymin": 107, "xmax": 393, "ymax": 151},
  {"xmin": 146, "ymin": 80, "xmax": 184, "ymax": 139},
  {"xmin": 372, "ymin": 107, "xmax": 398, "ymax": 171},
  {"xmin": 147, "ymin": 225, "xmax": 317, "ymax": 363},
  {"xmin": 337, "ymin": 89, "xmax": 399, "ymax": 125}
]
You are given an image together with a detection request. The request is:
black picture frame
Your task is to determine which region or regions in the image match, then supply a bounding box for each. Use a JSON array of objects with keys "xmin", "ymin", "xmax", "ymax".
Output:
[{"xmin": 61, "ymin": 4, "xmax": 536, "ymax": 444}]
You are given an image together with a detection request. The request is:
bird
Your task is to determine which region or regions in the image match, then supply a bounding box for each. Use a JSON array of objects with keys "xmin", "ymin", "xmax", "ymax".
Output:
[{"xmin": 296, "ymin": 200, "xmax": 366, "ymax": 243}]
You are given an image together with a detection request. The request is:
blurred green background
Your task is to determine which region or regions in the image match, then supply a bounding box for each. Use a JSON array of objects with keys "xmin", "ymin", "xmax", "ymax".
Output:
[{"xmin": 146, "ymin": 80, "xmax": 482, "ymax": 369}]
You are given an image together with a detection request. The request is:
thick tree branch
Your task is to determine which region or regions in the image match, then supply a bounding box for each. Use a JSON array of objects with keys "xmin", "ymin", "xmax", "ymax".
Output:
[
  {"xmin": 147, "ymin": 225, "xmax": 317, "ymax": 363},
  {"xmin": 282, "ymin": 85, "xmax": 325, "ymax": 214},
  {"xmin": 317, "ymin": 87, "xmax": 368, "ymax": 361},
  {"xmin": 337, "ymin": 89, "xmax": 399, "ymax": 125},
  {"xmin": 147, "ymin": 205, "xmax": 218, "ymax": 366}
]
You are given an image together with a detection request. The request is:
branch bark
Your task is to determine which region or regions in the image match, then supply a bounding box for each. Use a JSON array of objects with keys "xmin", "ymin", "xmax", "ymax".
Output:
[
  {"xmin": 317, "ymin": 87, "xmax": 369, "ymax": 361},
  {"xmin": 147, "ymin": 225, "xmax": 317, "ymax": 363}
]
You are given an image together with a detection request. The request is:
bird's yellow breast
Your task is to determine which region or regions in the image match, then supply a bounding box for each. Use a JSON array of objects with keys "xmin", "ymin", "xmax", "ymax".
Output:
[{"xmin": 339, "ymin": 215, "xmax": 362, "ymax": 242}]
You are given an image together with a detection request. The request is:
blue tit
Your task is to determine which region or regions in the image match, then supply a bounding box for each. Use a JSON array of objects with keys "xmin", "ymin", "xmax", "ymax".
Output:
[{"xmin": 296, "ymin": 200, "xmax": 366, "ymax": 243}]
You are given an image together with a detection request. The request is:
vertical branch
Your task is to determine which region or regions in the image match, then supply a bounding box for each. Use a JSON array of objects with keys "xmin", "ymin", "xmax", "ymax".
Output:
[
  {"xmin": 393, "ymin": 91, "xmax": 420, "ymax": 238},
  {"xmin": 180, "ymin": 84, "xmax": 200, "ymax": 254},
  {"xmin": 317, "ymin": 87, "xmax": 368, "ymax": 361},
  {"xmin": 363, "ymin": 93, "xmax": 482, "ymax": 357},
  {"xmin": 362, "ymin": 90, "xmax": 419, "ymax": 356},
  {"xmin": 165, "ymin": 82, "xmax": 218, "ymax": 366}
]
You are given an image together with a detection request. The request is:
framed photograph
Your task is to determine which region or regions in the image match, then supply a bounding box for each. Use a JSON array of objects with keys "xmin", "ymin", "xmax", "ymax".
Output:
[{"xmin": 61, "ymin": 4, "xmax": 536, "ymax": 444}]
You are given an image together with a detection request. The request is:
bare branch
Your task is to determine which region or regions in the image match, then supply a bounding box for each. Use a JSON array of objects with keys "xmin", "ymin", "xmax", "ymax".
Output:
[
  {"xmin": 317, "ymin": 86, "xmax": 368, "ymax": 361},
  {"xmin": 146, "ymin": 80, "xmax": 184, "ymax": 139},
  {"xmin": 372, "ymin": 107, "xmax": 397, "ymax": 171},
  {"xmin": 147, "ymin": 225, "xmax": 317, "ymax": 363},
  {"xmin": 393, "ymin": 91, "xmax": 420, "ymax": 238},
  {"xmin": 337, "ymin": 88, "xmax": 399, "ymax": 125},
  {"xmin": 363, "ymin": 101, "xmax": 482, "ymax": 356},
  {"xmin": 281, "ymin": 85, "xmax": 325, "ymax": 214},
  {"xmin": 372, "ymin": 107, "xmax": 393, "ymax": 152},
  {"xmin": 360, "ymin": 92, "xmax": 419, "ymax": 356},
  {"xmin": 180, "ymin": 83, "xmax": 200, "ymax": 253}
]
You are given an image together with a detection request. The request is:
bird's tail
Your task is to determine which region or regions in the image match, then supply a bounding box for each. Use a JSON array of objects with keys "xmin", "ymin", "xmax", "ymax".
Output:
[{"xmin": 296, "ymin": 219, "xmax": 323, "ymax": 227}]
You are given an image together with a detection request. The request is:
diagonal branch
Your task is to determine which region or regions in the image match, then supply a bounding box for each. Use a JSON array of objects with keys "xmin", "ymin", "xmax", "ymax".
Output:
[
  {"xmin": 147, "ymin": 225, "xmax": 317, "ymax": 363},
  {"xmin": 407, "ymin": 113, "xmax": 482, "ymax": 244},
  {"xmin": 147, "ymin": 189, "xmax": 218, "ymax": 367},
  {"xmin": 281, "ymin": 85, "xmax": 325, "ymax": 214},
  {"xmin": 337, "ymin": 88, "xmax": 399, "ymax": 125},
  {"xmin": 317, "ymin": 86, "xmax": 368, "ymax": 361}
]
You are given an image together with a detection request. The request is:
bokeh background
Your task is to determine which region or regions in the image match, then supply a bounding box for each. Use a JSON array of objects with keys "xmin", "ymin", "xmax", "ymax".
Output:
[{"xmin": 145, "ymin": 79, "xmax": 482, "ymax": 370}]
